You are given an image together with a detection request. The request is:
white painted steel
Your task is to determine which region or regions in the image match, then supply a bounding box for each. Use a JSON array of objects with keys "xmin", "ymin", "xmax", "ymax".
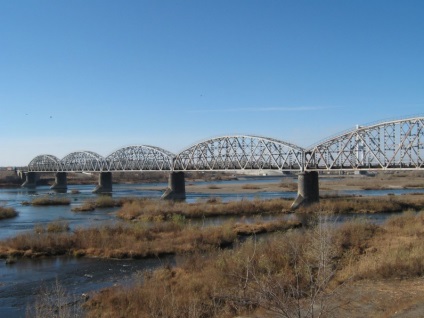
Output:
[
  {"xmin": 305, "ymin": 117, "xmax": 424, "ymax": 170},
  {"xmin": 173, "ymin": 135, "xmax": 304, "ymax": 171},
  {"xmin": 27, "ymin": 117, "xmax": 424, "ymax": 172}
]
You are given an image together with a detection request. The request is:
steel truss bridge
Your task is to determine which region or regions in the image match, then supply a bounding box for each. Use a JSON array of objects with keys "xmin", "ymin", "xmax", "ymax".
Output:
[{"xmin": 27, "ymin": 116, "xmax": 424, "ymax": 173}]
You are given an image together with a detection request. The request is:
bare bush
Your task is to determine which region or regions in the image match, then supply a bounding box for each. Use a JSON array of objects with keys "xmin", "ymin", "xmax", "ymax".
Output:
[
  {"xmin": 223, "ymin": 216, "xmax": 344, "ymax": 318},
  {"xmin": 27, "ymin": 278, "xmax": 84, "ymax": 318}
]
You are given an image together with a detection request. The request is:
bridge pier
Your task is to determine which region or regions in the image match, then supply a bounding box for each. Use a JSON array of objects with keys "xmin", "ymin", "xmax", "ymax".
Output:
[
  {"xmin": 161, "ymin": 172, "xmax": 186, "ymax": 200},
  {"xmin": 21, "ymin": 172, "xmax": 37, "ymax": 188},
  {"xmin": 92, "ymin": 172, "xmax": 113, "ymax": 194},
  {"xmin": 51, "ymin": 172, "xmax": 68, "ymax": 192},
  {"xmin": 291, "ymin": 171, "xmax": 319, "ymax": 209}
]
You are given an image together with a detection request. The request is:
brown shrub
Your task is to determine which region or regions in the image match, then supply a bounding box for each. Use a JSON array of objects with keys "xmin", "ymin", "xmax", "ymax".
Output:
[
  {"xmin": 23, "ymin": 196, "xmax": 71, "ymax": 206},
  {"xmin": 117, "ymin": 198, "xmax": 292, "ymax": 221},
  {"xmin": 0, "ymin": 206, "xmax": 18, "ymax": 219},
  {"xmin": 241, "ymin": 184, "xmax": 261, "ymax": 190},
  {"xmin": 338, "ymin": 211, "xmax": 424, "ymax": 281},
  {"xmin": 85, "ymin": 222, "xmax": 344, "ymax": 318},
  {"xmin": 72, "ymin": 196, "xmax": 124, "ymax": 212}
]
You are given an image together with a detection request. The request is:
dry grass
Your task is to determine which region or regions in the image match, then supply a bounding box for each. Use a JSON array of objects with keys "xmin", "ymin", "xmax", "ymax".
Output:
[
  {"xmin": 0, "ymin": 206, "xmax": 18, "ymax": 219},
  {"xmin": 241, "ymin": 184, "xmax": 261, "ymax": 190},
  {"xmin": 22, "ymin": 196, "xmax": 71, "ymax": 206},
  {"xmin": 116, "ymin": 198, "xmax": 293, "ymax": 221},
  {"xmin": 84, "ymin": 210, "xmax": 424, "ymax": 318},
  {"xmin": 71, "ymin": 196, "xmax": 122, "ymax": 212},
  {"xmin": 338, "ymin": 210, "xmax": 424, "ymax": 281},
  {"xmin": 278, "ymin": 182, "xmax": 298, "ymax": 191},
  {"xmin": 297, "ymin": 195, "xmax": 424, "ymax": 214},
  {"xmin": 233, "ymin": 219, "xmax": 301, "ymax": 235},
  {"xmin": 34, "ymin": 221, "xmax": 70, "ymax": 234},
  {"xmin": 84, "ymin": 221, "xmax": 346, "ymax": 318},
  {"xmin": 0, "ymin": 219, "xmax": 299, "ymax": 259},
  {"xmin": 15, "ymin": 207, "xmax": 424, "ymax": 317},
  {"xmin": 116, "ymin": 196, "xmax": 424, "ymax": 221}
]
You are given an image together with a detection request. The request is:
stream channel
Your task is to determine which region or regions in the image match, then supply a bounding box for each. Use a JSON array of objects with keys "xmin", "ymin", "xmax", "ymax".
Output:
[{"xmin": 1, "ymin": 176, "xmax": 424, "ymax": 317}]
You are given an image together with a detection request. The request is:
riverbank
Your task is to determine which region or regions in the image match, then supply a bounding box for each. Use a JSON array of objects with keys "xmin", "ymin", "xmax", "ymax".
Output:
[{"xmin": 82, "ymin": 211, "xmax": 424, "ymax": 318}]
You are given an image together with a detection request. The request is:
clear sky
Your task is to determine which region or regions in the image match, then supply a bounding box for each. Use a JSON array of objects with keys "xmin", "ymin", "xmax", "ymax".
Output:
[{"xmin": 1, "ymin": 0, "xmax": 423, "ymax": 166}]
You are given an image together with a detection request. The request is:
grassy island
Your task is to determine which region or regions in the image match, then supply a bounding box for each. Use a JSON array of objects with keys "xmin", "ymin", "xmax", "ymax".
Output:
[
  {"xmin": 22, "ymin": 196, "xmax": 71, "ymax": 206},
  {"xmin": 71, "ymin": 196, "xmax": 123, "ymax": 212},
  {"xmin": 0, "ymin": 218, "xmax": 300, "ymax": 259},
  {"xmin": 0, "ymin": 206, "xmax": 18, "ymax": 219}
]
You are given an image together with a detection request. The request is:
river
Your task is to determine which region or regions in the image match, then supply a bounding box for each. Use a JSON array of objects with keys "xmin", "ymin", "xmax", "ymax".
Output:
[{"xmin": 0, "ymin": 177, "xmax": 423, "ymax": 317}]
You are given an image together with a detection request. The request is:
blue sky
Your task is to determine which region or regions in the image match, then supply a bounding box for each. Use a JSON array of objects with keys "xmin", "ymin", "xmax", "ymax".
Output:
[{"xmin": 1, "ymin": 0, "xmax": 423, "ymax": 166}]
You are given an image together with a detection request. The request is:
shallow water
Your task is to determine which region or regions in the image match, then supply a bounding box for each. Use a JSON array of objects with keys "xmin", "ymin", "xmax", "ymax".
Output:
[{"xmin": 0, "ymin": 256, "xmax": 175, "ymax": 317}]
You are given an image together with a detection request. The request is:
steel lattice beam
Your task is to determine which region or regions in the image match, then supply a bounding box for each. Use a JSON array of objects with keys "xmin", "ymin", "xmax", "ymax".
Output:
[
  {"xmin": 28, "ymin": 154, "xmax": 62, "ymax": 172},
  {"xmin": 105, "ymin": 145, "xmax": 174, "ymax": 171},
  {"xmin": 26, "ymin": 116, "xmax": 424, "ymax": 172},
  {"xmin": 60, "ymin": 151, "xmax": 106, "ymax": 172},
  {"xmin": 305, "ymin": 117, "xmax": 424, "ymax": 170},
  {"xmin": 173, "ymin": 135, "xmax": 304, "ymax": 171}
]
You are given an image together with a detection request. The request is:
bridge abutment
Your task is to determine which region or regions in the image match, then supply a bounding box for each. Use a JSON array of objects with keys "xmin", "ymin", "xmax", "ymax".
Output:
[
  {"xmin": 51, "ymin": 172, "xmax": 67, "ymax": 192},
  {"xmin": 291, "ymin": 171, "xmax": 319, "ymax": 209},
  {"xmin": 161, "ymin": 172, "xmax": 186, "ymax": 200},
  {"xmin": 21, "ymin": 172, "xmax": 37, "ymax": 188},
  {"xmin": 92, "ymin": 172, "xmax": 113, "ymax": 194}
]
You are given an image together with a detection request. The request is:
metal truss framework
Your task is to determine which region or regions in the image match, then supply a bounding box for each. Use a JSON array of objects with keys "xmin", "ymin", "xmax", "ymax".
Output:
[
  {"xmin": 28, "ymin": 155, "xmax": 62, "ymax": 172},
  {"xmin": 105, "ymin": 146, "xmax": 174, "ymax": 171},
  {"xmin": 28, "ymin": 146, "xmax": 176, "ymax": 172},
  {"xmin": 61, "ymin": 151, "xmax": 106, "ymax": 172},
  {"xmin": 27, "ymin": 117, "xmax": 424, "ymax": 172},
  {"xmin": 305, "ymin": 117, "xmax": 424, "ymax": 170},
  {"xmin": 174, "ymin": 135, "xmax": 304, "ymax": 171}
]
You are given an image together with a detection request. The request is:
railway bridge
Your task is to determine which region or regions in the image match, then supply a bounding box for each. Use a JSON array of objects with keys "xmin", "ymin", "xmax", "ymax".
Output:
[{"xmin": 22, "ymin": 116, "xmax": 424, "ymax": 207}]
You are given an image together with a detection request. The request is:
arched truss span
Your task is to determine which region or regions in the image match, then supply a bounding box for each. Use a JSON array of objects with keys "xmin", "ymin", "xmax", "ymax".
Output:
[
  {"xmin": 305, "ymin": 117, "xmax": 424, "ymax": 170},
  {"xmin": 105, "ymin": 145, "xmax": 175, "ymax": 171},
  {"xmin": 60, "ymin": 151, "xmax": 106, "ymax": 172},
  {"xmin": 28, "ymin": 155, "xmax": 61, "ymax": 172},
  {"xmin": 174, "ymin": 135, "xmax": 304, "ymax": 171}
]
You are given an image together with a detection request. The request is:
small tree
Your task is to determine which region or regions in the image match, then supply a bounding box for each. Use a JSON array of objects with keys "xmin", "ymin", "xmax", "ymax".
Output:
[
  {"xmin": 223, "ymin": 214, "xmax": 344, "ymax": 318},
  {"xmin": 27, "ymin": 278, "xmax": 83, "ymax": 318}
]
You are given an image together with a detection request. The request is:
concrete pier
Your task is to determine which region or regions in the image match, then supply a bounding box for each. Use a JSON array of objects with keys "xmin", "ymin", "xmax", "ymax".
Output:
[
  {"xmin": 161, "ymin": 172, "xmax": 186, "ymax": 200},
  {"xmin": 291, "ymin": 171, "xmax": 319, "ymax": 209},
  {"xmin": 92, "ymin": 172, "xmax": 113, "ymax": 194},
  {"xmin": 51, "ymin": 172, "xmax": 67, "ymax": 192},
  {"xmin": 21, "ymin": 172, "xmax": 37, "ymax": 188}
]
